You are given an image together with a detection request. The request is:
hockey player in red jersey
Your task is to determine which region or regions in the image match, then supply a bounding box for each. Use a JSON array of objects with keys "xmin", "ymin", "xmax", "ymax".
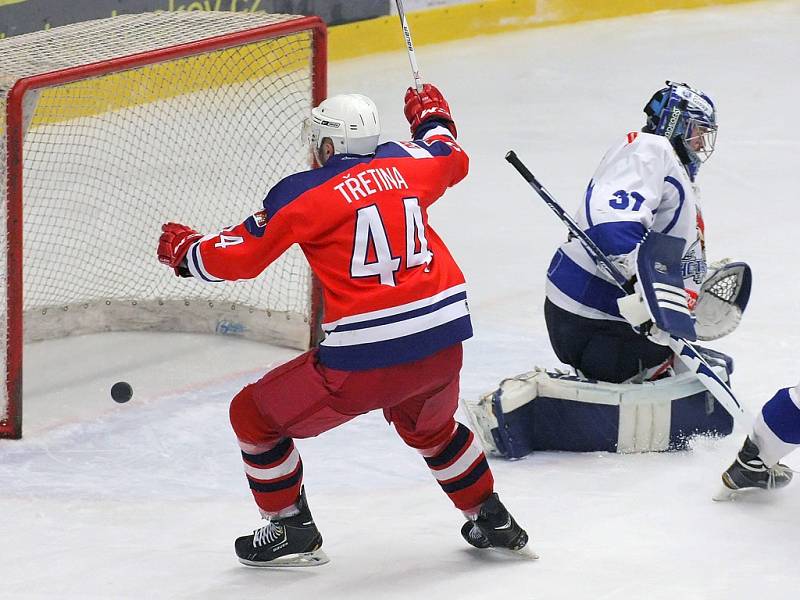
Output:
[{"xmin": 157, "ymin": 84, "xmax": 533, "ymax": 566}]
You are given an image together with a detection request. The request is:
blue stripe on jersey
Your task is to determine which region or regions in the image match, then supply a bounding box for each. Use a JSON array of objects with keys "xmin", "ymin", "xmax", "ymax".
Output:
[
  {"xmin": 263, "ymin": 155, "xmax": 369, "ymax": 219},
  {"xmin": 268, "ymin": 136, "xmax": 447, "ymax": 215},
  {"xmin": 373, "ymin": 140, "xmax": 454, "ymax": 161},
  {"xmin": 662, "ymin": 176, "xmax": 686, "ymax": 235},
  {"xmin": 243, "ymin": 214, "xmax": 266, "ymax": 238},
  {"xmin": 762, "ymin": 388, "xmax": 800, "ymax": 444},
  {"xmin": 585, "ymin": 221, "xmax": 646, "ymax": 256},
  {"xmin": 190, "ymin": 243, "xmax": 220, "ymax": 282},
  {"xmin": 317, "ymin": 315, "xmax": 472, "ymax": 371},
  {"xmin": 413, "ymin": 118, "xmax": 454, "ymax": 141},
  {"xmin": 330, "ymin": 291, "xmax": 467, "ymax": 333},
  {"xmin": 372, "ymin": 137, "xmax": 454, "ymax": 160},
  {"xmin": 264, "ymin": 126, "xmax": 457, "ymax": 219},
  {"xmin": 374, "ymin": 143, "xmax": 417, "ymax": 159},
  {"xmin": 413, "ymin": 138, "xmax": 453, "ymax": 157},
  {"xmin": 584, "ymin": 180, "xmax": 595, "ymax": 228},
  {"xmin": 547, "ymin": 249, "xmax": 624, "ymax": 316}
]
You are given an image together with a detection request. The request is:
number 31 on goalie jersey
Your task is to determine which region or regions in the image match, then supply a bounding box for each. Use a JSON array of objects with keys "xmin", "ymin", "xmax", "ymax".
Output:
[{"xmin": 350, "ymin": 197, "xmax": 431, "ymax": 287}]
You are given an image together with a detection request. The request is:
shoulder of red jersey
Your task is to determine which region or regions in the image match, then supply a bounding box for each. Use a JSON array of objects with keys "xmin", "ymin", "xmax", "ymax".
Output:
[
  {"xmin": 262, "ymin": 120, "xmax": 464, "ymax": 218},
  {"xmin": 263, "ymin": 156, "xmax": 365, "ymax": 219},
  {"xmin": 374, "ymin": 139, "xmax": 453, "ymax": 160},
  {"xmin": 375, "ymin": 119, "xmax": 462, "ymax": 160}
]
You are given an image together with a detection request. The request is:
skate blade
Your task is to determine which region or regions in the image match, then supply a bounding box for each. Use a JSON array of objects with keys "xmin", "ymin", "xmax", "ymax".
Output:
[
  {"xmin": 712, "ymin": 480, "xmax": 769, "ymax": 502},
  {"xmin": 239, "ymin": 549, "xmax": 330, "ymax": 568},
  {"xmin": 491, "ymin": 544, "xmax": 539, "ymax": 560},
  {"xmin": 712, "ymin": 483, "xmax": 777, "ymax": 502},
  {"xmin": 713, "ymin": 472, "xmax": 765, "ymax": 502},
  {"xmin": 712, "ymin": 484, "xmax": 739, "ymax": 502}
]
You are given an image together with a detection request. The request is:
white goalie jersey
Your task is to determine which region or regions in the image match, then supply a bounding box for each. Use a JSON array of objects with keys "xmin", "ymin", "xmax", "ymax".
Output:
[{"xmin": 545, "ymin": 131, "xmax": 707, "ymax": 322}]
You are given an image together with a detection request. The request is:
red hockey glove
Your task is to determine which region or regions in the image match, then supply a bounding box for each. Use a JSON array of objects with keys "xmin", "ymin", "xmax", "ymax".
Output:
[
  {"xmin": 404, "ymin": 83, "xmax": 457, "ymax": 138},
  {"xmin": 158, "ymin": 222, "xmax": 202, "ymax": 276}
]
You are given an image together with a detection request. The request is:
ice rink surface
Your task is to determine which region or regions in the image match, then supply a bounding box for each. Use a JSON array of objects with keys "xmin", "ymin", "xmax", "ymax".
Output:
[{"xmin": 2, "ymin": 1, "xmax": 799, "ymax": 598}]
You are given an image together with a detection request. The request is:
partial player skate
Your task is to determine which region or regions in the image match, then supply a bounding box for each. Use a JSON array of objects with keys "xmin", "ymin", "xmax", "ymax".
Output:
[
  {"xmin": 461, "ymin": 493, "xmax": 538, "ymax": 559},
  {"xmin": 235, "ymin": 487, "xmax": 329, "ymax": 567},
  {"xmin": 713, "ymin": 436, "xmax": 794, "ymax": 501}
]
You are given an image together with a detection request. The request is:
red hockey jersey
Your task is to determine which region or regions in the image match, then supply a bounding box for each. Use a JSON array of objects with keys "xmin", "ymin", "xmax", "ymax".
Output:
[{"xmin": 185, "ymin": 121, "xmax": 472, "ymax": 370}]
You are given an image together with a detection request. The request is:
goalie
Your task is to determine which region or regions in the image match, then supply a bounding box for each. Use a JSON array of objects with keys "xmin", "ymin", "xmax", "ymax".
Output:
[
  {"xmin": 543, "ymin": 81, "xmax": 749, "ymax": 383},
  {"xmin": 464, "ymin": 82, "xmax": 749, "ymax": 458}
]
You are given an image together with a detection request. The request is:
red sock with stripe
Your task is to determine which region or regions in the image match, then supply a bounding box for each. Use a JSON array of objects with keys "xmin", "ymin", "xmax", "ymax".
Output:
[{"xmin": 421, "ymin": 422, "xmax": 494, "ymax": 512}]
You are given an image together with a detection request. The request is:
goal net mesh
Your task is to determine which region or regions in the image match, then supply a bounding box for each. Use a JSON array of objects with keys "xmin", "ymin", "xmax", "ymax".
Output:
[{"xmin": 0, "ymin": 11, "xmax": 324, "ymax": 435}]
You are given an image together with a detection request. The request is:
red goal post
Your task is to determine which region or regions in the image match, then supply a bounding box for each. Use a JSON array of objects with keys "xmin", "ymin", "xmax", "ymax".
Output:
[{"xmin": 1, "ymin": 12, "xmax": 327, "ymax": 439}]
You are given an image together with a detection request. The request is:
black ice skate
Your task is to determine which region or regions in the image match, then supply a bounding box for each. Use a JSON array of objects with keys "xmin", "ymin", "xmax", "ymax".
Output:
[
  {"xmin": 460, "ymin": 493, "xmax": 537, "ymax": 559},
  {"xmin": 235, "ymin": 487, "xmax": 329, "ymax": 567},
  {"xmin": 714, "ymin": 436, "xmax": 794, "ymax": 501}
]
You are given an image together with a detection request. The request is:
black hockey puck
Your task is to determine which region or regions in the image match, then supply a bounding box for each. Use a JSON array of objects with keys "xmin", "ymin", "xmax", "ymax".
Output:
[{"xmin": 111, "ymin": 381, "xmax": 133, "ymax": 403}]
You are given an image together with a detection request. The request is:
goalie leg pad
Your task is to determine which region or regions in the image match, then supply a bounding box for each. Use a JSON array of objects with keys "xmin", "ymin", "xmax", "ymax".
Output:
[{"xmin": 462, "ymin": 354, "xmax": 734, "ymax": 459}]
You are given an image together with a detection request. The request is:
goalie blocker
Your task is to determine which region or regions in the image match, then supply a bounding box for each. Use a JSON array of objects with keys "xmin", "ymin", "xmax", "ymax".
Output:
[
  {"xmin": 616, "ymin": 231, "xmax": 697, "ymax": 341},
  {"xmin": 616, "ymin": 233, "xmax": 752, "ymax": 343},
  {"xmin": 462, "ymin": 347, "xmax": 735, "ymax": 458}
]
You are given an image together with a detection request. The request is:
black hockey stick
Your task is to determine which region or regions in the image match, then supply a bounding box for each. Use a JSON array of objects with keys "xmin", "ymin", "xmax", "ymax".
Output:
[{"xmin": 505, "ymin": 150, "xmax": 750, "ymax": 428}]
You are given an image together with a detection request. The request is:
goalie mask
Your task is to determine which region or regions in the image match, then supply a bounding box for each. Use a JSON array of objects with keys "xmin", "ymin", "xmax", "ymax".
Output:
[
  {"xmin": 643, "ymin": 81, "xmax": 718, "ymax": 181},
  {"xmin": 302, "ymin": 94, "xmax": 381, "ymax": 164}
]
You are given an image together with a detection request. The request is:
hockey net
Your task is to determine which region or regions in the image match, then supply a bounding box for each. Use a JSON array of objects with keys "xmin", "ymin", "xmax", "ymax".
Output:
[{"xmin": 0, "ymin": 11, "xmax": 327, "ymax": 438}]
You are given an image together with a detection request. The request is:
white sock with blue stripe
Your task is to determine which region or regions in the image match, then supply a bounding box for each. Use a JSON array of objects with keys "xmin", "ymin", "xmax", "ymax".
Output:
[{"xmin": 751, "ymin": 385, "xmax": 800, "ymax": 467}]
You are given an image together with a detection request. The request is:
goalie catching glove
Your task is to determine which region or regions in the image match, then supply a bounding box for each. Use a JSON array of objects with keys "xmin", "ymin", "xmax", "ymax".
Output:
[
  {"xmin": 404, "ymin": 83, "xmax": 457, "ymax": 138},
  {"xmin": 694, "ymin": 259, "xmax": 751, "ymax": 341},
  {"xmin": 616, "ymin": 231, "xmax": 697, "ymax": 344},
  {"xmin": 157, "ymin": 222, "xmax": 202, "ymax": 277}
]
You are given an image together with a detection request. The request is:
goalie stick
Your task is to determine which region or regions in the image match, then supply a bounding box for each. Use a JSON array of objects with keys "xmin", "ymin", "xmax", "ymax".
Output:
[
  {"xmin": 395, "ymin": 0, "xmax": 423, "ymax": 93},
  {"xmin": 504, "ymin": 150, "xmax": 751, "ymax": 429}
]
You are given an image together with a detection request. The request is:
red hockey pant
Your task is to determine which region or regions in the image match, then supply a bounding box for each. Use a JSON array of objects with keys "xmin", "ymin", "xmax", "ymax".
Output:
[{"xmin": 229, "ymin": 343, "xmax": 494, "ymax": 515}]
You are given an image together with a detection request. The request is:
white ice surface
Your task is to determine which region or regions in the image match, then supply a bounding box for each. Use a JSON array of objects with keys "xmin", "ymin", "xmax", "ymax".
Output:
[{"xmin": 3, "ymin": 2, "xmax": 800, "ymax": 598}]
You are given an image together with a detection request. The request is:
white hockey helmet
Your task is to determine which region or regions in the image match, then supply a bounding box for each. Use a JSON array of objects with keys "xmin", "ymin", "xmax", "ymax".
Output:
[{"xmin": 303, "ymin": 94, "xmax": 380, "ymax": 163}]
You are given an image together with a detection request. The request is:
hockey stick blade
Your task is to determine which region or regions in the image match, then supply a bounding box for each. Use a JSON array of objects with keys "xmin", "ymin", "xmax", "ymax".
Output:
[{"xmin": 505, "ymin": 150, "xmax": 750, "ymax": 429}]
